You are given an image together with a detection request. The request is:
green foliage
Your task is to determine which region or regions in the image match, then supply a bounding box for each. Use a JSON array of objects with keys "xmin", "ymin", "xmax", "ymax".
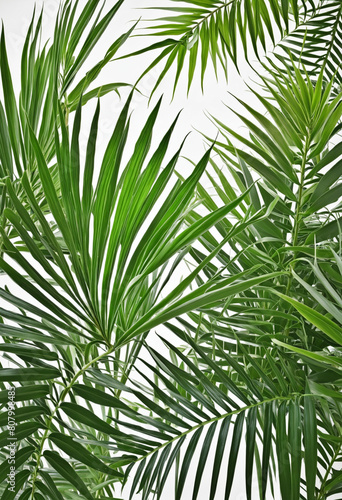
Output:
[
  {"xmin": 1, "ymin": 1, "xmax": 342, "ymax": 499},
  {"xmin": 117, "ymin": 326, "xmax": 320, "ymax": 500},
  {"xmin": 0, "ymin": 84, "xmax": 269, "ymax": 498}
]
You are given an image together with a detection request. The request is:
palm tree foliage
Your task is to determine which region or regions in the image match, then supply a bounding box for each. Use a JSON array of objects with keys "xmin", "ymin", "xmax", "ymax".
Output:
[
  {"xmin": 0, "ymin": 83, "xmax": 278, "ymax": 498},
  {"xmin": 1, "ymin": 1, "xmax": 342, "ymax": 499},
  {"xmin": 126, "ymin": 0, "xmax": 317, "ymax": 95},
  {"xmin": 118, "ymin": 325, "xmax": 321, "ymax": 500}
]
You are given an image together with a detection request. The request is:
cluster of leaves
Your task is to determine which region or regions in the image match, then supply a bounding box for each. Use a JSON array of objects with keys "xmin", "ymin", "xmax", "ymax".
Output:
[
  {"xmin": 121, "ymin": 57, "xmax": 342, "ymax": 499},
  {"xmin": 0, "ymin": 0, "xmax": 342, "ymax": 500}
]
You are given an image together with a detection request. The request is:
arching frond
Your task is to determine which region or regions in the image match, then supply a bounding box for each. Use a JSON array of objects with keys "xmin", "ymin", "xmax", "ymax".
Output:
[
  {"xmin": 0, "ymin": 0, "xmax": 131, "ymax": 255},
  {"xmin": 125, "ymin": 0, "xmax": 316, "ymax": 96},
  {"xmin": 277, "ymin": 0, "xmax": 342, "ymax": 89},
  {"xmin": 112, "ymin": 325, "xmax": 341, "ymax": 500},
  {"xmin": 0, "ymin": 92, "xmax": 277, "ymax": 498}
]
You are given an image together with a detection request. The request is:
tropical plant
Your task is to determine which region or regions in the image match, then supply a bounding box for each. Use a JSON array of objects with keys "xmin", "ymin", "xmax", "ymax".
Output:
[
  {"xmin": 0, "ymin": 72, "xmax": 278, "ymax": 498},
  {"xmin": 1, "ymin": 1, "xmax": 342, "ymax": 500}
]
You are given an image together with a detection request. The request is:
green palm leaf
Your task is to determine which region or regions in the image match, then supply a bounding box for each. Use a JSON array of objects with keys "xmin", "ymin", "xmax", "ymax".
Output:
[
  {"xmin": 277, "ymin": 0, "xmax": 342, "ymax": 90},
  {"xmin": 0, "ymin": 0, "xmax": 131, "ymax": 258},
  {"xmin": 1, "ymin": 2, "xmax": 342, "ymax": 499},
  {"xmin": 123, "ymin": 0, "xmax": 316, "ymax": 95},
  {"xmin": 158, "ymin": 59, "xmax": 342, "ymax": 500},
  {"xmin": 107, "ymin": 326, "xmax": 325, "ymax": 500}
]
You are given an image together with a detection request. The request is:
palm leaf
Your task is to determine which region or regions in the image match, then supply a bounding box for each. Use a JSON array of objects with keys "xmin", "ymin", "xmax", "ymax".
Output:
[
  {"xmin": 276, "ymin": 0, "xmax": 342, "ymax": 90},
  {"xmin": 109, "ymin": 326, "xmax": 327, "ymax": 500},
  {"xmin": 0, "ymin": 0, "xmax": 131, "ymax": 256},
  {"xmin": 123, "ymin": 0, "xmax": 316, "ymax": 95}
]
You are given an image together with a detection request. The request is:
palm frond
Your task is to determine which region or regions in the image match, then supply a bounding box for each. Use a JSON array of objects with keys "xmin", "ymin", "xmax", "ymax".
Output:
[
  {"xmin": 109, "ymin": 325, "xmax": 340, "ymax": 500},
  {"xmin": 137, "ymin": 60, "xmax": 342, "ymax": 499},
  {"xmin": 276, "ymin": 0, "xmax": 342, "ymax": 89},
  {"xmin": 124, "ymin": 0, "xmax": 316, "ymax": 96},
  {"xmin": 209, "ymin": 63, "xmax": 342, "ymax": 249},
  {"xmin": 0, "ymin": 0, "xmax": 131, "ymax": 256},
  {"xmin": 1, "ymin": 2, "xmax": 342, "ymax": 500}
]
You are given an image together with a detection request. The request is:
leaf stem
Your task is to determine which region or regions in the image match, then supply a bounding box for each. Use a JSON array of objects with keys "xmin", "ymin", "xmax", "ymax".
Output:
[
  {"xmin": 176, "ymin": 1, "xmax": 234, "ymax": 40},
  {"xmin": 292, "ymin": 132, "xmax": 310, "ymax": 249},
  {"xmin": 283, "ymin": 132, "xmax": 311, "ymax": 334}
]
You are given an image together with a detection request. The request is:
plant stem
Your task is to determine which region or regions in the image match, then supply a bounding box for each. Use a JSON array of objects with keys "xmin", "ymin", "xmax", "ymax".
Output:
[
  {"xmin": 180, "ymin": 0, "xmax": 233, "ymax": 39},
  {"xmin": 292, "ymin": 133, "xmax": 310, "ymax": 249},
  {"xmin": 283, "ymin": 132, "xmax": 310, "ymax": 334}
]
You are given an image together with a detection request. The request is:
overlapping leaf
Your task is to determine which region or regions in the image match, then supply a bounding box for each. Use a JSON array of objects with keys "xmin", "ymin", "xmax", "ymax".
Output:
[
  {"xmin": 0, "ymin": 88, "xmax": 280, "ymax": 498},
  {"xmin": 277, "ymin": 0, "xmax": 342, "ymax": 90}
]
